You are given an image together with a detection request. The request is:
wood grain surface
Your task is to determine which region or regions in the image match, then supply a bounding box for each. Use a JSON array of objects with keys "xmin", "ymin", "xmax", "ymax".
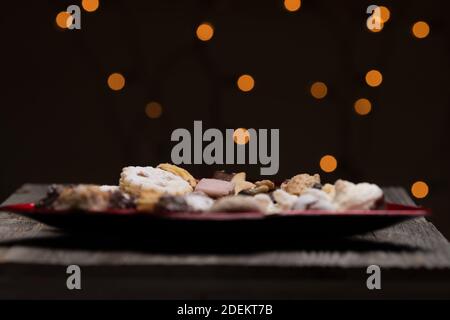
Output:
[{"xmin": 1, "ymin": 184, "xmax": 450, "ymax": 299}]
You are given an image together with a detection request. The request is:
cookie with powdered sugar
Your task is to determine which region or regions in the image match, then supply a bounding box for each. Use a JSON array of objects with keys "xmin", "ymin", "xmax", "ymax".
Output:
[{"xmin": 120, "ymin": 166, "xmax": 193, "ymax": 196}]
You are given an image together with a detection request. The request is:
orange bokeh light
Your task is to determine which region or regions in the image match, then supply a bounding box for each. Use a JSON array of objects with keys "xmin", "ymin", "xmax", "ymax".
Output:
[
  {"xmin": 284, "ymin": 0, "xmax": 301, "ymax": 12},
  {"xmin": 411, "ymin": 181, "xmax": 429, "ymax": 199},
  {"xmin": 233, "ymin": 128, "xmax": 250, "ymax": 145},
  {"xmin": 379, "ymin": 6, "xmax": 390, "ymax": 23},
  {"xmin": 107, "ymin": 73, "xmax": 126, "ymax": 91},
  {"xmin": 320, "ymin": 155, "xmax": 337, "ymax": 173},
  {"xmin": 196, "ymin": 23, "xmax": 214, "ymax": 41},
  {"xmin": 354, "ymin": 98, "xmax": 372, "ymax": 116},
  {"xmin": 237, "ymin": 74, "xmax": 255, "ymax": 92},
  {"xmin": 412, "ymin": 21, "xmax": 430, "ymax": 39},
  {"xmin": 310, "ymin": 82, "xmax": 328, "ymax": 99},
  {"xmin": 145, "ymin": 102, "xmax": 163, "ymax": 119},
  {"xmin": 365, "ymin": 70, "xmax": 383, "ymax": 87},
  {"xmin": 82, "ymin": 0, "xmax": 99, "ymax": 12},
  {"xmin": 55, "ymin": 11, "xmax": 72, "ymax": 29}
]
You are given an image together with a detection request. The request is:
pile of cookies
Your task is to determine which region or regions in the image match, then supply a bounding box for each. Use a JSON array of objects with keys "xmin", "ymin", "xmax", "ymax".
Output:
[{"xmin": 38, "ymin": 163, "xmax": 384, "ymax": 213}]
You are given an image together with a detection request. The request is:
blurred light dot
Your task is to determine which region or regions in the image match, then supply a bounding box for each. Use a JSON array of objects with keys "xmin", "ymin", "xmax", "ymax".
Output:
[
  {"xmin": 233, "ymin": 128, "xmax": 250, "ymax": 145},
  {"xmin": 354, "ymin": 98, "xmax": 372, "ymax": 116},
  {"xmin": 310, "ymin": 82, "xmax": 328, "ymax": 99},
  {"xmin": 145, "ymin": 102, "xmax": 163, "ymax": 119},
  {"xmin": 367, "ymin": 16, "xmax": 383, "ymax": 32},
  {"xmin": 107, "ymin": 73, "xmax": 125, "ymax": 91},
  {"xmin": 411, "ymin": 181, "xmax": 429, "ymax": 199},
  {"xmin": 412, "ymin": 21, "xmax": 430, "ymax": 39},
  {"xmin": 379, "ymin": 6, "xmax": 390, "ymax": 23},
  {"xmin": 56, "ymin": 11, "xmax": 72, "ymax": 29},
  {"xmin": 320, "ymin": 155, "xmax": 337, "ymax": 173},
  {"xmin": 82, "ymin": 0, "xmax": 100, "ymax": 12},
  {"xmin": 365, "ymin": 70, "xmax": 383, "ymax": 87},
  {"xmin": 196, "ymin": 23, "xmax": 214, "ymax": 41},
  {"xmin": 237, "ymin": 74, "xmax": 255, "ymax": 92},
  {"xmin": 284, "ymin": 0, "xmax": 301, "ymax": 12}
]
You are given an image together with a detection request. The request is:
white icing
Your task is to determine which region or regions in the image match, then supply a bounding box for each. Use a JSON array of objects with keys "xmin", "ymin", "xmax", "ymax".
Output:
[
  {"xmin": 334, "ymin": 180, "xmax": 383, "ymax": 210},
  {"xmin": 99, "ymin": 185, "xmax": 120, "ymax": 192},
  {"xmin": 272, "ymin": 189, "xmax": 298, "ymax": 210},
  {"xmin": 185, "ymin": 193, "xmax": 214, "ymax": 212},
  {"xmin": 253, "ymin": 193, "xmax": 278, "ymax": 214},
  {"xmin": 120, "ymin": 166, "xmax": 192, "ymax": 195}
]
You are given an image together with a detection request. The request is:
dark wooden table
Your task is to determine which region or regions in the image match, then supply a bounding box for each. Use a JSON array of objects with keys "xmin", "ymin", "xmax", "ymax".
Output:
[{"xmin": 1, "ymin": 184, "xmax": 450, "ymax": 299}]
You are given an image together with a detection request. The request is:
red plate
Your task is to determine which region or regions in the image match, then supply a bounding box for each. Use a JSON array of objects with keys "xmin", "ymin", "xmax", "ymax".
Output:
[{"xmin": 0, "ymin": 202, "xmax": 429, "ymax": 238}]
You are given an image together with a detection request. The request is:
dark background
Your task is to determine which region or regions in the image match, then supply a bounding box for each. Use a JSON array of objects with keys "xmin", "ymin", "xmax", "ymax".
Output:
[{"xmin": 1, "ymin": 1, "xmax": 449, "ymax": 236}]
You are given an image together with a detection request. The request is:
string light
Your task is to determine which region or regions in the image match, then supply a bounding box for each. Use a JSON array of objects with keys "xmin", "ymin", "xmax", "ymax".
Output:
[
  {"xmin": 365, "ymin": 70, "xmax": 383, "ymax": 87},
  {"xmin": 412, "ymin": 21, "xmax": 430, "ymax": 39},
  {"xmin": 284, "ymin": 0, "xmax": 301, "ymax": 12},
  {"xmin": 145, "ymin": 102, "xmax": 163, "ymax": 119},
  {"xmin": 411, "ymin": 181, "xmax": 429, "ymax": 199},
  {"xmin": 237, "ymin": 74, "xmax": 255, "ymax": 92},
  {"xmin": 107, "ymin": 73, "xmax": 125, "ymax": 91},
  {"xmin": 55, "ymin": 11, "xmax": 72, "ymax": 29},
  {"xmin": 320, "ymin": 155, "xmax": 337, "ymax": 173},
  {"xmin": 310, "ymin": 82, "xmax": 328, "ymax": 99},
  {"xmin": 354, "ymin": 98, "xmax": 372, "ymax": 116},
  {"xmin": 196, "ymin": 23, "xmax": 214, "ymax": 41},
  {"xmin": 233, "ymin": 128, "xmax": 250, "ymax": 145},
  {"xmin": 82, "ymin": 0, "xmax": 99, "ymax": 12}
]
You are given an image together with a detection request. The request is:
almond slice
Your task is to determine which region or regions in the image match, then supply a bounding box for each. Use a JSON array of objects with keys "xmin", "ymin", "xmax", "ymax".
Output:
[{"xmin": 157, "ymin": 163, "xmax": 197, "ymax": 188}]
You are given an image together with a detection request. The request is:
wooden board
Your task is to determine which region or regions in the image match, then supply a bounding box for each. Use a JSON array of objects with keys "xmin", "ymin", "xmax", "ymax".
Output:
[{"xmin": 1, "ymin": 184, "xmax": 450, "ymax": 299}]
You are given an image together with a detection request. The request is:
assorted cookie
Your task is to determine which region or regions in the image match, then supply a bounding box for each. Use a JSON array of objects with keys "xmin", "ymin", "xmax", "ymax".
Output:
[
  {"xmin": 157, "ymin": 163, "xmax": 197, "ymax": 188},
  {"xmin": 38, "ymin": 165, "xmax": 385, "ymax": 214},
  {"xmin": 333, "ymin": 180, "xmax": 384, "ymax": 210},
  {"xmin": 194, "ymin": 178, "xmax": 234, "ymax": 198},
  {"xmin": 38, "ymin": 184, "xmax": 135, "ymax": 211},
  {"xmin": 120, "ymin": 166, "xmax": 193, "ymax": 196},
  {"xmin": 281, "ymin": 173, "xmax": 321, "ymax": 196},
  {"xmin": 210, "ymin": 195, "xmax": 264, "ymax": 213}
]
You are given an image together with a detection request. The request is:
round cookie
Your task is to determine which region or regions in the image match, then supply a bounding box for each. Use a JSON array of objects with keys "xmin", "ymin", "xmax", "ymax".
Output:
[
  {"xmin": 334, "ymin": 180, "xmax": 383, "ymax": 210},
  {"xmin": 272, "ymin": 189, "xmax": 298, "ymax": 210},
  {"xmin": 281, "ymin": 173, "xmax": 321, "ymax": 196},
  {"xmin": 120, "ymin": 166, "xmax": 193, "ymax": 196}
]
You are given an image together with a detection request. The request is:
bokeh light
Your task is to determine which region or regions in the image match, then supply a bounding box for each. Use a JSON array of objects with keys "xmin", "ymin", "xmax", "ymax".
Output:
[
  {"xmin": 55, "ymin": 11, "xmax": 72, "ymax": 29},
  {"xmin": 284, "ymin": 0, "xmax": 301, "ymax": 12},
  {"xmin": 365, "ymin": 70, "xmax": 383, "ymax": 87},
  {"xmin": 367, "ymin": 15, "xmax": 383, "ymax": 33},
  {"xmin": 411, "ymin": 181, "xmax": 429, "ymax": 199},
  {"xmin": 196, "ymin": 23, "xmax": 214, "ymax": 41},
  {"xmin": 412, "ymin": 21, "xmax": 430, "ymax": 39},
  {"xmin": 237, "ymin": 74, "xmax": 255, "ymax": 92},
  {"xmin": 320, "ymin": 155, "xmax": 337, "ymax": 173},
  {"xmin": 233, "ymin": 128, "xmax": 250, "ymax": 145},
  {"xmin": 145, "ymin": 102, "xmax": 163, "ymax": 119},
  {"xmin": 107, "ymin": 73, "xmax": 126, "ymax": 91},
  {"xmin": 354, "ymin": 98, "xmax": 372, "ymax": 116},
  {"xmin": 379, "ymin": 6, "xmax": 390, "ymax": 23},
  {"xmin": 82, "ymin": 0, "xmax": 99, "ymax": 12},
  {"xmin": 310, "ymin": 82, "xmax": 328, "ymax": 99}
]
